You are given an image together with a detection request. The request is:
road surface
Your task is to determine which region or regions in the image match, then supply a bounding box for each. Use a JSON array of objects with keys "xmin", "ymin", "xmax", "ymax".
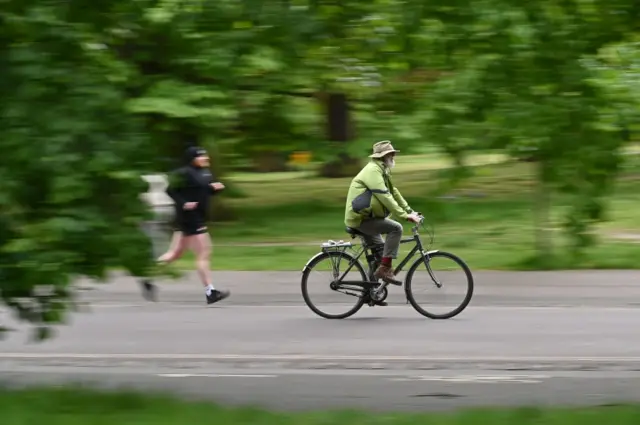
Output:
[
  {"xmin": 71, "ymin": 269, "xmax": 640, "ymax": 307},
  {"xmin": 2, "ymin": 270, "xmax": 640, "ymax": 412}
]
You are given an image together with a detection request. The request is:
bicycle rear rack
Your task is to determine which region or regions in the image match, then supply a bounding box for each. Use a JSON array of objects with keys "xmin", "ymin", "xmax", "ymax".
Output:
[{"xmin": 320, "ymin": 239, "xmax": 353, "ymax": 253}]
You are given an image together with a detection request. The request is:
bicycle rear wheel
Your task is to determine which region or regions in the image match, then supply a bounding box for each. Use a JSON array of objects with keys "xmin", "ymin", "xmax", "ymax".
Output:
[
  {"xmin": 301, "ymin": 251, "xmax": 367, "ymax": 319},
  {"xmin": 404, "ymin": 251, "xmax": 474, "ymax": 319}
]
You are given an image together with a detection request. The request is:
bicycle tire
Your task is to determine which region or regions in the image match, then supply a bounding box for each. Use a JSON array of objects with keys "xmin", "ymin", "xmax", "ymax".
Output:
[
  {"xmin": 301, "ymin": 251, "xmax": 367, "ymax": 319},
  {"xmin": 404, "ymin": 250, "xmax": 474, "ymax": 319}
]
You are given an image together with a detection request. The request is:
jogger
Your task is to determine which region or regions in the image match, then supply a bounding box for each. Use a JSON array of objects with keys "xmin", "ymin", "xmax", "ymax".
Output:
[{"xmin": 148, "ymin": 146, "xmax": 230, "ymax": 305}]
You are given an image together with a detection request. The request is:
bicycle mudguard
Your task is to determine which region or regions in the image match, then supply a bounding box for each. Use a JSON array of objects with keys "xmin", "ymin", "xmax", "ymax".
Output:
[{"xmin": 302, "ymin": 252, "xmax": 328, "ymax": 272}]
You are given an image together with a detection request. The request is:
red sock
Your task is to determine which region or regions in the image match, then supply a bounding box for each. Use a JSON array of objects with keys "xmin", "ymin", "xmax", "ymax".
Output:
[{"xmin": 381, "ymin": 257, "xmax": 392, "ymax": 267}]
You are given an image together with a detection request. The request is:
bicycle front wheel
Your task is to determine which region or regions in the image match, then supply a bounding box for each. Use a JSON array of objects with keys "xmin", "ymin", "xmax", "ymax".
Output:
[
  {"xmin": 404, "ymin": 251, "xmax": 474, "ymax": 319},
  {"xmin": 301, "ymin": 251, "xmax": 367, "ymax": 319}
]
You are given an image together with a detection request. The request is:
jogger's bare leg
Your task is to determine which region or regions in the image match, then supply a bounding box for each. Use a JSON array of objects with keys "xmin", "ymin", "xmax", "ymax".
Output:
[
  {"xmin": 157, "ymin": 231, "xmax": 187, "ymax": 263},
  {"xmin": 189, "ymin": 232, "xmax": 213, "ymax": 288},
  {"xmin": 167, "ymin": 230, "xmax": 182, "ymax": 253},
  {"xmin": 184, "ymin": 230, "xmax": 228, "ymax": 304}
]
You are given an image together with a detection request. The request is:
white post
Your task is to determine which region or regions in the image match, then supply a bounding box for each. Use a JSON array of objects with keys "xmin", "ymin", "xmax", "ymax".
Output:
[
  {"xmin": 140, "ymin": 174, "xmax": 175, "ymax": 258},
  {"xmin": 140, "ymin": 174, "xmax": 174, "ymax": 216}
]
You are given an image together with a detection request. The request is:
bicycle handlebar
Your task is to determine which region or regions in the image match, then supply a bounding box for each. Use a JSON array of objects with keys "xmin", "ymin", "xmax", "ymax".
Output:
[{"xmin": 410, "ymin": 213, "xmax": 425, "ymax": 232}]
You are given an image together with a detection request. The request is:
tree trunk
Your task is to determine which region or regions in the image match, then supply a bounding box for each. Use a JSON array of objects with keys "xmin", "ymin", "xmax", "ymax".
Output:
[
  {"xmin": 318, "ymin": 92, "xmax": 362, "ymax": 178},
  {"xmin": 325, "ymin": 92, "xmax": 353, "ymax": 142}
]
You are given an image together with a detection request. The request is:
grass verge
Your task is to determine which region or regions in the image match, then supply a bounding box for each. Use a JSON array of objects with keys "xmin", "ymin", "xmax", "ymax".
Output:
[
  {"xmin": 3, "ymin": 386, "xmax": 640, "ymax": 425},
  {"xmin": 174, "ymin": 152, "xmax": 640, "ymax": 271}
]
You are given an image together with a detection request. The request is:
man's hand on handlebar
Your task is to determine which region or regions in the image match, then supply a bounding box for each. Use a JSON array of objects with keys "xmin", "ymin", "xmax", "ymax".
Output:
[{"xmin": 407, "ymin": 212, "xmax": 422, "ymax": 224}]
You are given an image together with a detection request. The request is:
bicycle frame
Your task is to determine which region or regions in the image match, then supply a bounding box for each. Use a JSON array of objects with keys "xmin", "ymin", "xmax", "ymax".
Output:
[{"xmin": 313, "ymin": 218, "xmax": 440, "ymax": 297}]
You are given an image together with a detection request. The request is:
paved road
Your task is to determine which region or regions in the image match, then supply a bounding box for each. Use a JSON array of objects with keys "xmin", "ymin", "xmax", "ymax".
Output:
[
  {"xmin": 74, "ymin": 269, "xmax": 640, "ymax": 307},
  {"xmin": 2, "ymin": 270, "xmax": 640, "ymax": 411}
]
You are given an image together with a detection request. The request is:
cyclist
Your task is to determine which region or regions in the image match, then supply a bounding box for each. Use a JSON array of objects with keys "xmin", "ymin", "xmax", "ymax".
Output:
[
  {"xmin": 154, "ymin": 146, "xmax": 231, "ymax": 305},
  {"xmin": 344, "ymin": 141, "xmax": 421, "ymax": 285}
]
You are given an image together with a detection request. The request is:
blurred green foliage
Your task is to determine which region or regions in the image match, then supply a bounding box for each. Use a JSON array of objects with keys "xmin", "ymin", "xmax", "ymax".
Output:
[{"xmin": 1, "ymin": 0, "xmax": 639, "ymax": 338}]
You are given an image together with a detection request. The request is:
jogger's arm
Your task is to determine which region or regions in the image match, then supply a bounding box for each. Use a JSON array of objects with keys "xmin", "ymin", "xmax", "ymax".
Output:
[
  {"xmin": 207, "ymin": 171, "xmax": 224, "ymax": 195},
  {"xmin": 166, "ymin": 169, "xmax": 187, "ymax": 208}
]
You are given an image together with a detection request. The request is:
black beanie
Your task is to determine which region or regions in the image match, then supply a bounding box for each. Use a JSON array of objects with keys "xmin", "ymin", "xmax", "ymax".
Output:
[{"xmin": 185, "ymin": 146, "xmax": 207, "ymax": 163}]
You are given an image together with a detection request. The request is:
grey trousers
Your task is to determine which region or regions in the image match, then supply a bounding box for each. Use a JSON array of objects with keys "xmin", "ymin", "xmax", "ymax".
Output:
[{"xmin": 357, "ymin": 218, "xmax": 403, "ymax": 259}]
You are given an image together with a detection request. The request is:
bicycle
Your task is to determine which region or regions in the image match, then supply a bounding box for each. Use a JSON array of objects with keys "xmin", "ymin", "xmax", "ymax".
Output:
[{"xmin": 301, "ymin": 215, "xmax": 474, "ymax": 319}]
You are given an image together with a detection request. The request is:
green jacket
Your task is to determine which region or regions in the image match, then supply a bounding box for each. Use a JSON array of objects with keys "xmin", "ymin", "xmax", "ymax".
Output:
[{"xmin": 344, "ymin": 159, "xmax": 414, "ymax": 228}]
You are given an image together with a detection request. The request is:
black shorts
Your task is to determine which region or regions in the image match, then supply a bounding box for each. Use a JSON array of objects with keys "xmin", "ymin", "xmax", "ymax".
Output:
[
  {"xmin": 178, "ymin": 222, "xmax": 208, "ymax": 236},
  {"xmin": 173, "ymin": 211, "xmax": 207, "ymax": 236}
]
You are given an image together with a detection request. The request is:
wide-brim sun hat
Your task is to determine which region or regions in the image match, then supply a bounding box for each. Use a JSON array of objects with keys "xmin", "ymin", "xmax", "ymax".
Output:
[{"xmin": 369, "ymin": 140, "xmax": 400, "ymax": 158}]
